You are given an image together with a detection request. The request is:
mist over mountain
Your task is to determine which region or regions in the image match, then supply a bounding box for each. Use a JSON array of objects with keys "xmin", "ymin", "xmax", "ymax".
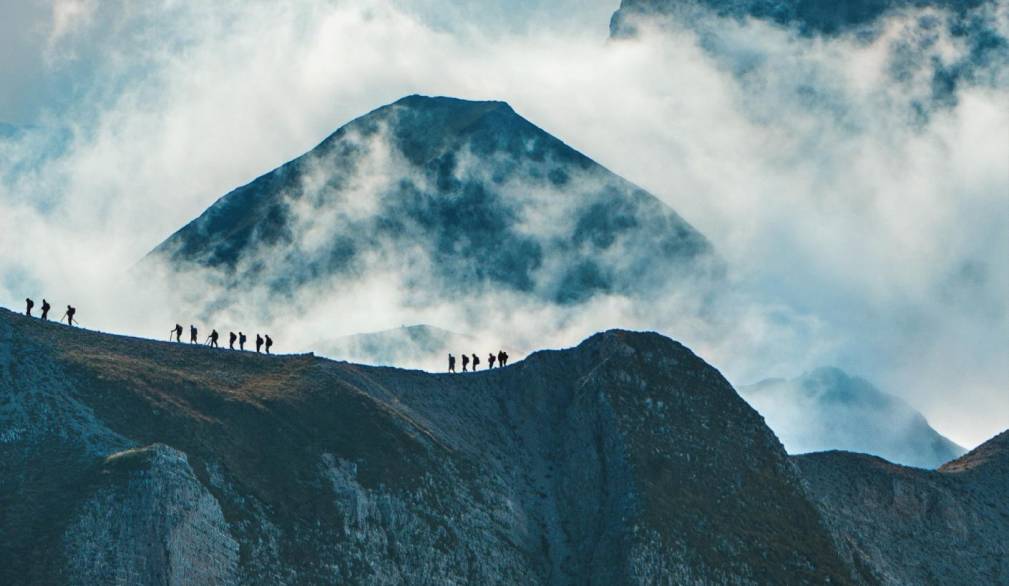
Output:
[
  {"xmin": 317, "ymin": 324, "xmax": 477, "ymax": 370},
  {"xmin": 147, "ymin": 95, "xmax": 718, "ymax": 312},
  {"xmin": 611, "ymin": 0, "xmax": 991, "ymax": 35},
  {"xmin": 742, "ymin": 368, "xmax": 966, "ymax": 468}
]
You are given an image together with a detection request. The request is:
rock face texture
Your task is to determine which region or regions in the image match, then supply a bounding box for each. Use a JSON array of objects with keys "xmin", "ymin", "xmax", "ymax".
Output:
[
  {"xmin": 741, "ymin": 368, "xmax": 965, "ymax": 469},
  {"xmin": 145, "ymin": 95, "xmax": 717, "ymax": 309},
  {"xmin": 1, "ymin": 308, "xmax": 858, "ymax": 584},
  {"xmin": 796, "ymin": 433, "xmax": 1009, "ymax": 585},
  {"xmin": 4, "ymin": 308, "xmax": 1006, "ymax": 584}
]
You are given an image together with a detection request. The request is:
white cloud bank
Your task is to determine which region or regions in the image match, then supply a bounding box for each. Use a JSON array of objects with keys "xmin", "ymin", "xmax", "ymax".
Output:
[{"xmin": 0, "ymin": 0, "xmax": 1006, "ymax": 448}]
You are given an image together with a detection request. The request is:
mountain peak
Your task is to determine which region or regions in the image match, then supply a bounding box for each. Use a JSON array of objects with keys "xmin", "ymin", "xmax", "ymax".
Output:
[{"xmin": 146, "ymin": 95, "xmax": 717, "ymax": 309}]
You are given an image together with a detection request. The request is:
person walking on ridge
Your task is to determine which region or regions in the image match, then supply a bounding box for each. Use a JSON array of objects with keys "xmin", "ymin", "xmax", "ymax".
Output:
[
  {"xmin": 229, "ymin": 331, "xmax": 237, "ymax": 350},
  {"xmin": 62, "ymin": 306, "xmax": 77, "ymax": 327},
  {"xmin": 239, "ymin": 332, "xmax": 247, "ymax": 351},
  {"xmin": 461, "ymin": 354, "xmax": 469, "ymax": 372},
  {"xmin": 25, "ymin": 298, "xmax": 33, "ymax": 317},
  {"xmin": 498, "ymin": 350, "xmax": 509, "ymax": 367},
  {"xmin": 40, "ymin": 299, "xmax": 50, "ymax": 321},
  {"xmin": 472, "ymin": 353, "xmax": 480, "ymax": 371},
  {"xmin": 448, "ymin": 354, "xmax": 456, "ymax": 373},
  {"xmin": 488, "ymin": 353, "xmax": 496, "ymax": 369},
  {"xmin": 171, "ymin": 324, "xmax": 183, "ymax": 342},
  {"xmin": 256, "ymin": 334, "xmax": 263, "ymax": 353},
  {"xmin": 265, "ymin": 335, "xmax": 273, "ymax": 354},
  {"xmin": 207, "ymin": 330, "xmax": 219, "ymax": 348},
  {"xmin": 190, "ymin": 325, "xmax": 198, "ymax": 344}
]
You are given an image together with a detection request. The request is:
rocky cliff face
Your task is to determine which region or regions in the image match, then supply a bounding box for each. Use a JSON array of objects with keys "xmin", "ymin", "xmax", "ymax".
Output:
[
  {"xmin": 795, "ymin": 434, "xmax": 1009, "ymax": 585},
  {"xmin": 1, "ymin": 307, "xmax": 856, "ymax": 584},
  {"xmin": 145, "ymin": 95, "xmax": 717, "ymax": 311},
  {"xmin": 741, "ymin": 368, "xmax": 965, "ymax": 469}
]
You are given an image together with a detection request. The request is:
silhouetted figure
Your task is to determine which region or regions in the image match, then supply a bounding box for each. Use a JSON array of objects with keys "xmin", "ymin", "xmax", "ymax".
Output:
[
  {"xmin": 190, "ymin": 325, "xmax": 198, "ymax": 344},
  {"xmin": 25, "ymin": 298, "xmax": 33, "ymax": 317},
  {"xmin": 488, "ymin": 353, "xmax": 496, "ymax": 369},
  {"xmin": 40, "ymin": 299, "xmax": 50, "ymax": 321},
  {"xmin": 256, "ymin": 334, "xmax": 263, "ymax": 353},
  {"xmin": 461, "ymin": 354, "xmax": 469, "ymax": 372},
  {"xmin": 239, "ymin": 332, "xmax": 247, "ymax": 351},
  {"xmin": 229, "ymin": 332, "xmax": 237, "ymax": 350},
  {"xmin": 265, "ymin": 335, "xmax": 273, "ymax": 354},
  {"xmin": 498, "ymin": 350, "xmax": 509, "ymax": 367},
  {"xmin": 448, "ymin": 354, "xmax": 456, "ymax": 373},
  {"xmin": 62, "ymin": 306, "xmax": 77, "ymax": 327},
  {"xmin": 172, "ymin": 324, "xmax": 183, "ymax": 342},
  {"xmin": 207, "ymin": 330, "xmax": 219, "ymax": 348},
  {"xmin": 472, "ymin": 354, "xmax": 480, "ymax": 371}
]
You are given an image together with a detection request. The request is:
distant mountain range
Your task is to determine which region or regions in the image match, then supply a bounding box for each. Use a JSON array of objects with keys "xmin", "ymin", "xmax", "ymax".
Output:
[
  {"xmin": 146, "ymin": 95, "xmax": 719, "ymax": 309},
  {"xmin": 741, "ymin": 367, "xmax": 965, "ymax": 468},
  {"xmin": 2, "ymin": 308, "xmax": 1005, "ymax": 584}
]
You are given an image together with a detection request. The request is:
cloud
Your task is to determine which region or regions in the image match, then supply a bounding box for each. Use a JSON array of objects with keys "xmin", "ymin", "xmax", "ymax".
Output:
[{"xmin": 0, "ymin": 0, "xmax": 1006, "ymax": 448}]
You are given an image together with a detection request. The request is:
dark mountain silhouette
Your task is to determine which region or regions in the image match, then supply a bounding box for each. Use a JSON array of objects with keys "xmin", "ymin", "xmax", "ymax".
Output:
[
  {"xmin": 741, "ymin": 367, "xmax": 965, "ymax": 468},
  {"xmin": 146, "ymin": 95, "xmax": 718, "ymax": 308}
]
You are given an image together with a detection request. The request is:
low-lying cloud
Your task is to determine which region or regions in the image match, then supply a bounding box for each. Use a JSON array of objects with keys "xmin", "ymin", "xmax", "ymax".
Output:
[{"xmin": 1, "ymin": 0, "xmax": 1006, "ymax": 448}]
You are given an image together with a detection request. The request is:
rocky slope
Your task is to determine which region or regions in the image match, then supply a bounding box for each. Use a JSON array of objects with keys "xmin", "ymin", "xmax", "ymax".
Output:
[
  {"xmin": 796, "ymin": 432, "xmax": 1009, "ymax": 585},
  {"xmin": 0, "ymin": 307, "xmax": 853, "ymax": 585},
  {"xmin": 741, "ymin": 368, "xmax": 965, "ymax": 469},
  {"xmin": 145, "ymin": 95, "xmax": 718, "ymax": 310}
]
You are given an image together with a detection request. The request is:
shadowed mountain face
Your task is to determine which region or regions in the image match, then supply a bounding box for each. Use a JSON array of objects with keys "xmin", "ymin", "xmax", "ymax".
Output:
[
  {"xmin": 796, "ymin": 432, "xmax": 1009, "ymax": 584},
  {"xmin": 0, "ymin": 308, "xmax": 857, "ymax": 584},
  {"xmin": 741, "ymin": 367, "xmax": 965, "ymax": 468},
  {"xmin": 147, "ymin": 95, "xmax": 717, "ymax": 309},
  {"xmin": 610, "ymin": 0, "xmax": 989, "ymax": 36}
]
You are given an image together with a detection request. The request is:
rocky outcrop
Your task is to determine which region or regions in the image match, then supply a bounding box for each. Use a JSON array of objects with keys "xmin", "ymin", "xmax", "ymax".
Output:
[
  {"xmin": 64, "ymin": 445, "xmax": 239, "ymax": 586},
  {"xmin": 0, "ymin": 308, "xmax": 855, "ymax": 584},
  {"xmin": 795, "ymin": 435, "xmax": 1009, "ymax": 585}
]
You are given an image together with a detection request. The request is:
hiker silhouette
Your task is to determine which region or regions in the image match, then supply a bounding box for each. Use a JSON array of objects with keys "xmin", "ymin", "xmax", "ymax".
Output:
[
  {"xmin": 472, "ymin": 354, "xmax": 480, "ymax": 371},
  {"xmin": 461, "ymin": 354, "xmax": 469, "ymax": 372},
  {"xmin": 63, "ymin": 306, "xmax": 77, "ymax": 327},
  {"xmin": 448, "ymin": 354, "xmax": 456, "ymax": 373},
  {"xmin": 190, "ymin": 325, "xmax": 198, "ymax": 344},
  {"xmin": 207, "ymin": 330, "xmax": 219, "ymax": 348},
  {"xmin": 265, "ymin": 335, "xmax": 273, "ymax": 354},
  {"xmin": 256, "ymin": 334, "xmax": 263, "ymax": 353},
  {"xmin": 229, "ymin": 332, "xmax": 237, "ymax": 350},
  {"xmin": 498, "ymin": 350, "xmax": 509, "ymax": 367},
  {"xmin": 40, "ymin": 299, "xmax": 50, "ymax": 321},
  {"xmin": 25, "ymin": 298, "xmax": 33, "ymax": 317},
  {"xmin": 488, "ymin": 353, "xmax": 496, "ymax": 369},
  {"xmin": 239, "ymin": 332, "xmax": 247, "ymax": 351},
  {"xmin": 172, "ymin": 324, "xmax": 183, "ymax": 342}
]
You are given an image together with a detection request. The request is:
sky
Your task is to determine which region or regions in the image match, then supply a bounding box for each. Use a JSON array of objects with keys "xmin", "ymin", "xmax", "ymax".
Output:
[{"xmin": 0, "ymin": 0, "xmax": 1007, "ymax": 448}]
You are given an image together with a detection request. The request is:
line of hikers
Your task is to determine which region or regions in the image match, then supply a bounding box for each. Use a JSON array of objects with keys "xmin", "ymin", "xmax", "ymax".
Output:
[
  {"xmin": 448, "ymin": 350, "xmax": 508, "ymax": 373},
  {"xmin": 25, "ymin": 298, "xmax": 77, "ymax": 325},
  {"xmin": 24, "ymin": 297, "xmax": 275, "ymax": 355},
  {"xmin": 171, "ymin": 324, "xmax": 274, "ymax": 354}
]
